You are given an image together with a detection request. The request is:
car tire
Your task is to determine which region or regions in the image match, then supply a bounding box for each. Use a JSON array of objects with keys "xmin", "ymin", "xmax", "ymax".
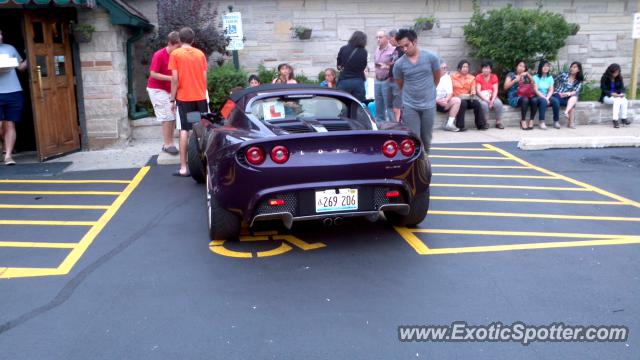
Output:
[
  {"xmin": 188, "ymin": 131, "xmax": 206, "ymax": 183},
  {"xmin": 385, "ymin": 189, "xmax": 430, "ymax": 227},
  {"xmin": 207, "ymin": 174, "xmax": 240, "ymax": 241}
]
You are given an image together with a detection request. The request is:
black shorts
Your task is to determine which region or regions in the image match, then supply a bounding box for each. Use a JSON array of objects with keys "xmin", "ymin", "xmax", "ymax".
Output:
[
  {"xmin": 176, "ymin": 99, "xmax": 208, "ymax": 131},
  {"xmin": 0, "ymin": 91, "xmax": 24, "ymax": 122}
]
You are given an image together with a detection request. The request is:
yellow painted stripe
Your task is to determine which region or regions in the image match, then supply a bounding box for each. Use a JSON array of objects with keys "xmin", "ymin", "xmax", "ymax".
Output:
[
  {"xmin": 410, "ymin": 228, "xmax": 640, "ymax": 239},
  {"xmin": 430, "ymin": 196, "xmax": 624, "ymax": 205},
  {"xmin": 256, "ymin": 243, "xmax": 293, "ymax": 257},
  {"xmin": 395, "ymin": 226, "xmax": 431, "ymax": 254},
  {"xmin": 485, "ymin": 144, "xmax": 640, "ymax": 209},
  {"xmin": 0, "ymin": 179, "xmax": 130, "ymax": 184},
  {"xmin": 0, "ymin": 241, "xmax": 77, "ymax": 249},
  {"xmin": 428, "ymin": 210, "xmax": 640, "ymax": 222},
  {"xmin": 425, "ymin": 238, "xmax": 640, "ymax": 255},
  {"xmin": 0, "ymin": 204, "xmax": 110, "ymax": 210},
  {"xmin": 0, "ymin": 220, "xmax": 95, "ymax": 226},
  {"xmin": 0, "ymin": 190, "xmax": 121, "ymax": 196},
  {"xmin": 430, "ymin": 183, "xmax": 588, "ymax": 191},
  {"xmin": 429, "ymin": 155, "xmax": 512, "ymax": 160},
  {"xmin": 209, "ymin": 243, "xmax": 253, "ymax": 258},
  {"xmin": 53, "ymin": 167, "xmax": 150, "ymax": 276},
  {"xmin": 433, "ymin": 173, "xmax": 557, "ymax": 179},
  {"xmin": 0, "ymin": 267, "xmax": 60, "ymax": 278},
  {"xmin": 432, "ymin": 165, "xmax": 529, "ymax": 169},
  {"xmin": 275, "ymin": 235, "xmax": 327, "ymax": 250},
  {"xmin": 430, "ymin": 147, "xmax": 493, "ymax": 151}
]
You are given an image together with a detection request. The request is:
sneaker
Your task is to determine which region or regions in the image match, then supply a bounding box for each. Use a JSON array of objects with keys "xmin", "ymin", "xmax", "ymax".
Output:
[
  {"xmin": 613, "ymin": 120, "xmax": 620, "ymax": 128},
  {"xmin": 539, "ymin": 123, "xmax": 547, "ymax": 130},
  {"xmin": 553, "ymin": 122, "xmax": 561, "ymax": 129},
  {"xmin": 4, "ymin": 157, "xmax": 16, "ymax": 166},
  {"xmin": 621, "ymin": 119, "xmax": 630, "ymax": 125},
  {"xmin": 444, "ymin": 124, "xmax": 460, "ymax": 132},
  {"xmin": 496, "ymin": 122, "xmax": 504, "ymax": 129}
]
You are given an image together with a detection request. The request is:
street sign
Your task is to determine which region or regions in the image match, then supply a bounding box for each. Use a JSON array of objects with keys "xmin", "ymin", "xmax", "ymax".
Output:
[
  {"xmin": 633, "ymin": 12, "xmax": 640, "ymax": 39},
  {"xmin": 223, "ymin": 12, "xmax": 244, "ymax": 50}
]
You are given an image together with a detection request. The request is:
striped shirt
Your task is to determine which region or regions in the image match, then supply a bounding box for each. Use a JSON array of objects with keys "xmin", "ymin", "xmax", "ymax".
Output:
[{"xmin": 553, "ymin": 72, "xmax": 582, "ymax": 96}]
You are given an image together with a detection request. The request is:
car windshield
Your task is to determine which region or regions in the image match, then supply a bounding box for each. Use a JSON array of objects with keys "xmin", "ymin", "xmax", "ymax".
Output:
[{"xmin": 250, "ymin": 95, "xmax": 348, "ymax": 122}]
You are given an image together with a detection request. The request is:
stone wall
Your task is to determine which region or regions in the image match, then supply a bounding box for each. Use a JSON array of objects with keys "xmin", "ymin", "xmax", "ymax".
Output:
[
  {"xmin": 204, "ymin": 0, "xmax": 638, "ymax": 83},
  {"xmin": 77, "ymin": 6, "xmax": 130, "ymax": 149}
]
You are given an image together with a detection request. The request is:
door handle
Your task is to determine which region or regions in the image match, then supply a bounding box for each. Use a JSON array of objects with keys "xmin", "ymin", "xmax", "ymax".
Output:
[{"xmin": 36, "ymin": 65, "xmax": 44, "ymax": 98}]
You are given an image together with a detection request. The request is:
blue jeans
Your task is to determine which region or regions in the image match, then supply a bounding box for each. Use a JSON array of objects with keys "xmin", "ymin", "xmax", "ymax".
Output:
[
  {"xmin": 374, "ymin": 79, "xmax": 392, "ymax": 122},
  {"xmin": 550, "ymin": 94, "xmax": 568, "ymax": 122},
  {"xmin": 337, "ymin": 78, "xmax": 366, "ymax": 102},
  {"xmin": 531, "ymin": 96, "xmax": 548, "ymax": 121}
]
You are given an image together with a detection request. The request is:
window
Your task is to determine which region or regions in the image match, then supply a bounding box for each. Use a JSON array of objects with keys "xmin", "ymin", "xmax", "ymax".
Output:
[{"xmin": 250, "ymin": 96, "xmax": 347, "ymax": 122}]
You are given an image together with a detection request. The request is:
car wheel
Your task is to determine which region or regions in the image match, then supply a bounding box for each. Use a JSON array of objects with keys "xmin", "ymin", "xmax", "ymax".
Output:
[
  {"xmin": 385, "ymin": 189, "xmax": 430, "ymax": 227},
  {"xmin": 206, "ymin": 173, "xmax": 240, "ymax": 241},
  {"xmin": 188, "ymin": 131, "xmax": 206, "ymax": 183}
]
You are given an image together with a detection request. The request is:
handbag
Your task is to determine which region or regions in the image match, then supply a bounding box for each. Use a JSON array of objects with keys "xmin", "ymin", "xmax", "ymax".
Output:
[{"xmin": 517, "ymin": 82, "xmax": 535, "ymax": 98}]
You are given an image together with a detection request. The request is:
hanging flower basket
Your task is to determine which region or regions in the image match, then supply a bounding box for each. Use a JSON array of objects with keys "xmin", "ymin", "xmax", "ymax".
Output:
[
  {"xmin": 71, "ymin": 23, "xmax": 95, "ymax": 43},
  {"xmin": 291, "ymin": 26, "xmax": 312, "ymax": 40}
]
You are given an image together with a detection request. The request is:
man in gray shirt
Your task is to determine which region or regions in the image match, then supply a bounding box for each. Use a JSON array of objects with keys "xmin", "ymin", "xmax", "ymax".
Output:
[
  {"xmin": 392, "ymin": 28, "xmax": 441, "ymax": 152},
  {"xmin": 0, "ymin": 29, "xmax": 28, "ymax": 166}
]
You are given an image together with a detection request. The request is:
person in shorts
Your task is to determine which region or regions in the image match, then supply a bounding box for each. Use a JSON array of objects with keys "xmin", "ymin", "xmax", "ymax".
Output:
[
  {"xmin": 147, "ymin": 31, "xmax": 181, "ymax": 155},
  {"xmin": 0, "ymin": 29, "xmax": 28, "ymax": 166},
  {"xmin": 169, "ymin": 27, "xmax": 208, "ymax": 177}
]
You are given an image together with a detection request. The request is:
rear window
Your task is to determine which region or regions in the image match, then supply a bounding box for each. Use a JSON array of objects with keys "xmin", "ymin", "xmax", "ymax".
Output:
[{"xmin": 249, "ymin": 95, "xmax": 348, "ymax": 122}]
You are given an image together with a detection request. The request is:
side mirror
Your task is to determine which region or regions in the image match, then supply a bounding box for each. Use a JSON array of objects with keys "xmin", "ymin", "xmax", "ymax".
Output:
[{"xmin": 186, "ymin": 111, "xmax": 222, "ymax": 125}]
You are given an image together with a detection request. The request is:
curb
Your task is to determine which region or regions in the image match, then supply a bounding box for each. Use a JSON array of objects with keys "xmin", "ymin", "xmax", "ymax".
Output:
[{"xmin": 518, "ymin": 136, "xmax": 640, "ymax": 150}]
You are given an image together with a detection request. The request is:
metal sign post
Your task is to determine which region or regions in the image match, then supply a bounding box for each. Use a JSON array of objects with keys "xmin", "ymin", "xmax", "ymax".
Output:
[
  {"xmin": 223, "ymin": 11, "xmax": 244, "ymax": 70},
  {"xmin": 632, "ymin": 11, "xmax": 640, "ymax": 99}
]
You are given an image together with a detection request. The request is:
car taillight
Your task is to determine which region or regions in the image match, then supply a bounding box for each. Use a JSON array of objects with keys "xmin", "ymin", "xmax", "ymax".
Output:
[
  {"xmin": 382, "ymin": 140, "xmax": 398, "ymax": 158},
  {"xmin": 245, "ymin": 146, "xmax": 265, "ymax": 165},
  {"xmin": 269, "ymin": 199, "xmax": 285, "ymax": 206},
  {"xmin": 385, "ymin": 190, "xmax": 400, "ymax": 198},
  {"xmin": 270, "ymin": 145, "xmax": 289, "ymax": 164},
  {"xmin": 400, "ymin": 139, "xmax": 416, "ymax": 156}
]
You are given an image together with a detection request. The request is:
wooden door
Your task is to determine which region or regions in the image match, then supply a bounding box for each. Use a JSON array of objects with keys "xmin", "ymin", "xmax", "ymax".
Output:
[{"xmin": 24, "ymin": 12, "xmax": 80, "ymax": 160}]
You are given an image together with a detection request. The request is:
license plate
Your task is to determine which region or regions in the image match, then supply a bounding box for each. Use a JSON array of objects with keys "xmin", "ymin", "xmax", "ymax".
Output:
[{"xmin": 315, "ymin": 188, "xmax": 358, "ymax": 213}]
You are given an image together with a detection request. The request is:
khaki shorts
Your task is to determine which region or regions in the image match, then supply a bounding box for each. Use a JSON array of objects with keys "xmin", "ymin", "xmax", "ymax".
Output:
[{"xmin": 146, "ymin": 87, "xmax": 175, "ymax": 122}]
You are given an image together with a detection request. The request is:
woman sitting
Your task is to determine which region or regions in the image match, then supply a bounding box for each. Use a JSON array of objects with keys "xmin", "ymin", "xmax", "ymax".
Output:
[
  {"xmin": 475, "ymin": 60, "xmax": 504, "ymax": 129},
  {"xmin": 599, "ymin": 63, "xmax": 629, "ymax": 128},
  {"xmin": 320, "ymin": 68, "xmax": 337, "ymax": 88},
  {"xmin": 435, "ymin": 62, "xmax": 461, "ymax": 132},
  {"xmin": 532, "ymin": 60, "xmax": 554, "ymax": 130},
  {"xmin": 504, "ymin": 60, "xmax": 537, "ymax": 130},
  {"xmin": 450, "ymin": 60, "xmax": 487, "ymax": 131},
  {"xmin": 272, "ymin": 63, "xmax": 298, "ymax": 84},
  {"xmin": 551, "ymin": 61, "xmax": 583, "ymax": 128}
]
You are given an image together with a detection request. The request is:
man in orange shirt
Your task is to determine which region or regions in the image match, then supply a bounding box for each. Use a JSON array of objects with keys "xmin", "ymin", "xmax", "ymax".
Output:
[{"xmin": 169, "ymin": 27, "xmax": 208, "ymax": 177}]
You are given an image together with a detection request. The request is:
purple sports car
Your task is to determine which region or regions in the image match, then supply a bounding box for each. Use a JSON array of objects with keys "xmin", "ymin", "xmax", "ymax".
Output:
[{"xmin": 187, "ymin": 84, "xmax": 431, "ymax": 240}]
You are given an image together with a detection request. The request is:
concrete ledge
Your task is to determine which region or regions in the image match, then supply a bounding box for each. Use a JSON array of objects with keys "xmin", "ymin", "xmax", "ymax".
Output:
[
  {"xmin": 518, "ymin": 136, "xmax": 640, "ymax": 150},
  {"xmin": 157, "ymin": 151, "xmax": 180, "ymax": 165}
]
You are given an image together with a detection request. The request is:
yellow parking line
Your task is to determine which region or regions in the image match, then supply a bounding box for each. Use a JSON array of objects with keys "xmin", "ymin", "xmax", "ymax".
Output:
[
  {"xmin": 430, "ymin": 184, "xmax": 588, "ymax": 191},
  {"xmin": 485, "ymin": 144, "xmax": 640, "ymax": 209},
  {"xmin": 0, "ymin": 220, "xmax": 95, "ymax": 226},
  {"xmin": 0, "ymin": 204, "xmax": 110, "ymax": 210},
  {"xmin": 429, "ymin": 155, "xmax": 512, "ymax": 160},
  {"xmin": 428, "ymin": 210, "xmax": 640, "ymax": 222},
  {"xmin": 0, "ymin": 179, "xmax": 130, "ymax": 184},
  {"xmin": 433, "ymin": 173, "xmax": 557, "ymax": 179},
  {"xmin": 430, "ymin": 196, "xmax": 625, "ymax": 205},
  {"xmin": 430, "ymin": 147, "xmax": 494, "ymax": 151},
  {"xmin": 0, "ymin": 166, "xmax": 150, "ymax": 279},
  {"xmin": 426, "ymin": 238, "xmax": 640, "ymax": 255},
  {"xmin": 411, "ymin": 228, "xmax": 639, "ymax": 239},
  {"xmin": 0, "ymin": 190, "xmax": 121, "ymax": 196},
  {"xmin": 0, "ymin": 241, "xmax": 77, "ymax": 249},
  {"xmin": 432, "ymin": 165, "xmax": 529, "ymax": 169}
]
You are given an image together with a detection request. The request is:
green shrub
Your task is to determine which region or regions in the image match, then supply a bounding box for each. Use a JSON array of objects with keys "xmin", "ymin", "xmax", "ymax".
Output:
[
  {"xmin": 578, "ymin": 81, "xmax": 601, "ymax": 102},
  {"xmin": 464, "ymin": 1, "xmax": 572, "ymax": 74},
  {"xmin": 294, "ymin": 72, "xmax": 318, "ymax": 85},
  {"xmin": 207, "ymin": 65, "xmax": 248, "ymax": 111},
  {"xmin": 257, "ymin": 65, "xmax": 277, "ymax": 85}
]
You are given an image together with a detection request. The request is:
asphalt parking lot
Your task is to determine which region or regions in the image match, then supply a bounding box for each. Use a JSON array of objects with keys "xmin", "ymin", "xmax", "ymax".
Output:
[{"xmin": 0, "ymin": 142, "xmax": 638, "ymax": 359}]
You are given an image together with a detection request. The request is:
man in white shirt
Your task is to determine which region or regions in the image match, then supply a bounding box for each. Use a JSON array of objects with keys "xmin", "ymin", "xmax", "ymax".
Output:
[{"xmin": 435, "ymin": 62, "xmax": 461, "ymax": 132}]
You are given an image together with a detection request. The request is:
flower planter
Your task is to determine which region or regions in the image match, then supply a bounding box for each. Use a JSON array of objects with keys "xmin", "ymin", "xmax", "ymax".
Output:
[
  {"xmin": 297, "ymin": 28, "xmax": 312, "ymax": 40},
  {"xmin": 72, "ymin": 30, "xmax": 92, "ymax": 43}
]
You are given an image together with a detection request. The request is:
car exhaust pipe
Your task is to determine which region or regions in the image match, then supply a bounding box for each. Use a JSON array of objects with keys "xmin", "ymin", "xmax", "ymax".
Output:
[
  {"xmin": 333, "ymin": 217, "xmax": 343, "ymax": 226},
  {"xmin": 323, "ymin": 217, "xmax": 333, "ymax": 227}
]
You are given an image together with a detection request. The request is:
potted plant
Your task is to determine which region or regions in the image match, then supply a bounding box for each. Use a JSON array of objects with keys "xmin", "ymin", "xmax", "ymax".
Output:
[
  {"xmin": 413, "ymin": 16, "xmax": 438, "ymax": 31},
  {"xmin": 71, "ymin": 23, "xmax": 96, "ymax": 43},
  {"xmin": 291, "ymin": 25, "xmax": 312, "ymax": 40},
  {"xmin": 569, "ymin": 23, "xmax": 580, "ymax": 35}
]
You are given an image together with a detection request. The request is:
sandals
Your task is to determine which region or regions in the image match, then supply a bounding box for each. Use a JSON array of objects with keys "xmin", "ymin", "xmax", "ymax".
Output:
[
  {"xmin": 162, "ymin": 145, "xmax": 179, "ymax": 155},
  {"xmin": 172, "ymin": 170, "xmax": 190, "ymax": 177}
]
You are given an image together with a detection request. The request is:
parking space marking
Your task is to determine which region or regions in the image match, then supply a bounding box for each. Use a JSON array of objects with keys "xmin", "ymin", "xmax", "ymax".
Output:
[
  {"xmin": 0, "ymin": 166, "xmax": 149, "ymax": 279},
  {"xmin": 0, "ymin": 179, "xmax": 131, "ymax": 184},
  {"xmin": 428, "ymin": 210, "xmax": 640, "ymax": 222},
  {"xmin": 430, "ymin": 184, "xmax": 588, "ymax": 191},
  {"xmin": 397, "ymin": 144, "xmax": 640, "ymax": 255},
  {"xmin": 433, "ymin": 173, "xmax": 557, "ymax": 179},
  {"xmin": 430, "ymin": 196, "xmax": 624, "ymax": 205},
  {"xmin": 0, "ymin": 190, "xmax": 121, "ymax": 196},
  {"xmin": 0, "ymin": 204, "xmax": 111, "ymax": 210},
  {"xmin": 0, "ymin": 220, "xmax": 95, "ymax": 226},
  {"xmin": 430, "ymin": 147, "xmax": 494, "ymax": 151},
  {"xmin": 428, "ymin": 155, "xmax": 513, "ymax": 160},
  {"xmin": 209, "ymin": 234, "xmax": 326, "ymax": 258}
]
